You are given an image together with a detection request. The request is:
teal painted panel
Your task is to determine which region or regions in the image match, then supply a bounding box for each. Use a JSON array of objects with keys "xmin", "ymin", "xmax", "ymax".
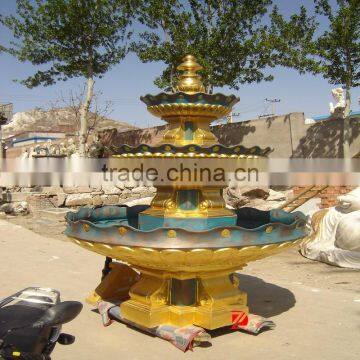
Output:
[
  {"xmin": 138, "ymin": 213, "xmax": 237, "ymax": 231},
  {"xmin": 178, "ymin": 190, "xmax": 199, "ymax": 210},
  {"xmin": 184, "ymin": 121, "xmax": 194, "ymax": 141},
  {"xmin": 138, "ymin": 213, "xmax": 165, "ymax": 231}
]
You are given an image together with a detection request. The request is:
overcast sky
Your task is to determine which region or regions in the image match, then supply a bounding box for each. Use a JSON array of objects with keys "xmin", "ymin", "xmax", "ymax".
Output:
[{"xmin": 0, "ymin": 0, "xmax": 359, "ymax": 128}]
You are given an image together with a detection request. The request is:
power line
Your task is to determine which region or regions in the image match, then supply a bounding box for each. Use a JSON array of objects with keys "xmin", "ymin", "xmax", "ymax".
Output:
[{"xmin": 262, "ymin": 98, "xmax": 281, "ymax": 116}]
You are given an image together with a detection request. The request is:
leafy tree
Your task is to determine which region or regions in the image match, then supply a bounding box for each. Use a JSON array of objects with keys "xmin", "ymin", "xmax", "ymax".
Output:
[
  {"xmin": 268, "ymin": 6, "xmax": 318, "ymax": 75},
  {"xmin": 271, "ymin": 0, "xmax": 359, "ymax": 116},
  {"xmin": 132, "ymin": 0, "xmax": 317, "ymax": 93},
  {"xmin": 270, "ymin": 0, "xmax": 359, "ymax": 158},
  {"xmin": 2, "ymin": 0, "xmax": 133, "ymax": 155},
  {"xmin": 314, "ymin": 0, "xmax": 359, "ymax": 115}
]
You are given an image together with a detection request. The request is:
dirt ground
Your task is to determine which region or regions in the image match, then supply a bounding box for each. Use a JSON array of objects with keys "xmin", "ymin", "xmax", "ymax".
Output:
[{"xmin": 0, "ymin": 216, "xmax": 359, "ymax": 360}]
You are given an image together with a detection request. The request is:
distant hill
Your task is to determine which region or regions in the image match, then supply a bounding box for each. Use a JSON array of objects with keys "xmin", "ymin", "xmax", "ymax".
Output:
[{"xmin": 3, "ymin": 108, "xmax": 137, "ymax": 138}]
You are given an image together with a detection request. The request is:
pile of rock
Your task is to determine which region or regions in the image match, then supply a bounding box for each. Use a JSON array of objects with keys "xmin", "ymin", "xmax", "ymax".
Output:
[
  {"xmin": 2, "ymin": 108, "xmax": 136, "ymax": 139},
  {"xmin": 224, "ymin": 186, "xmax": 293, "ymax": 210},
  {"xmin": 60, "ymin": 185, "xmax": 156, "ymax": 208},
  {"xmin": 1, "ymin": 185, "xmax": 292, "ymax": 216},
  {"xmin": 0, "ymin": 201, "xmax": 29, "ymax": 216},
  {"xmin": 1, "ymin": 184, "xmax": 156, "ymax": 214}
]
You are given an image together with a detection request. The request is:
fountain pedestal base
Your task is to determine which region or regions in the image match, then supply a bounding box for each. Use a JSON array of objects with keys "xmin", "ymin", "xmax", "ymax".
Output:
[{"xmin": 120, "ymin": 267, "xmax": 249, "ymax": 330}]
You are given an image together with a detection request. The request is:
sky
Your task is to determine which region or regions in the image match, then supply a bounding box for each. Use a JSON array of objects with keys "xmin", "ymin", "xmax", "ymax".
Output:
[{"xmin": 0, "ymin": 0, "xmax": 359, "ymax": 129}]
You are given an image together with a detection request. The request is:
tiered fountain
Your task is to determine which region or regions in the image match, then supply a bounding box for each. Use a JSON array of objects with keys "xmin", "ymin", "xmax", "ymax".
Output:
[{"xmin": 65, "ymin": 55, "xmax": 308, "ymax": 331}]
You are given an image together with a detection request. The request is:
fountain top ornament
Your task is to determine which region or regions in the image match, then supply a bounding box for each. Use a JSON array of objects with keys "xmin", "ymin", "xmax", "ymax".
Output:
[{"xmin": 175, "ymin": 54, "xmax": 206, "ymax": 93}]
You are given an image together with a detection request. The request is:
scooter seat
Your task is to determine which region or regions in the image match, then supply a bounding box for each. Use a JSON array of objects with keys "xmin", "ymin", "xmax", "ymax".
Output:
[{"xmin": 0, "ymin": 303, "xmax": 52, "ymax": 354}]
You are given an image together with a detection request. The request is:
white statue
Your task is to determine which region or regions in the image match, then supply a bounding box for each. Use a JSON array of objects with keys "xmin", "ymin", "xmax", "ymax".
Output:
[
  {"xmin": 329, "ymin": 87, "xmax": 346, "ymax": 118},
  {"xmin": 301, "ymin": 187, "xmax": 360, "ymax": 269}
]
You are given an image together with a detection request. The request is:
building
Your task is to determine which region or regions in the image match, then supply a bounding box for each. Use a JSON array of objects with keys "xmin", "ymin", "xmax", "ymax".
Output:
[{"xmin": 5, "ymin": 131, "xmax": 68, "ymax": 148}]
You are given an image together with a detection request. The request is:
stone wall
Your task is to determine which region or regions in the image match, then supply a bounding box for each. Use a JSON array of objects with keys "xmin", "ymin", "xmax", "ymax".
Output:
[
  {"xmin": 2, "ymin": 112, "xmax": 359, "ymax": 214},
  {"xmin": 101, "ymin": 112, "xmax": 360, "ymax": 158},
  {"xmin": 7, "ymin": 112, "xmax": 360, "ymax": 159},
  {"xmin": 1, "ymin": 184, "xmax": 156, "ymax": 213}
]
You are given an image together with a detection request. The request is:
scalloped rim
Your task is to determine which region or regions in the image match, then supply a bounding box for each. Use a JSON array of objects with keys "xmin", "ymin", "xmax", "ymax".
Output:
[
  {"xmin": 109, "ymin": 143, "xmax": 273, "ymax": 157},
  {"xmin": 65, "ymin": 208, "xmax": 308, "ymax": 250},
  {"xmin": 66, "ymin": 218, "xmax": 306, "ymax": 236},
  {"xmin": 67, "ymin": 236, "xmax": 305, "ymax": 272},
  {"xmin": 140, "ymin": 92, "xmax": 239, "ymax": 108},
  {"xmin": 69, "ymin": 237, "xmax": 304, "ymax": 253}
]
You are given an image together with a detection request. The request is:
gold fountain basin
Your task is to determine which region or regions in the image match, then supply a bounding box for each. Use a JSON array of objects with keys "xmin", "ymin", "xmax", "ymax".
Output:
[
  {"xmin": 65, "ymin": 206, "xmax": 308, "ymax": 329},
  {"xmin": 68, "ymin": 237, "xmax": 303, "ymax": 276}
]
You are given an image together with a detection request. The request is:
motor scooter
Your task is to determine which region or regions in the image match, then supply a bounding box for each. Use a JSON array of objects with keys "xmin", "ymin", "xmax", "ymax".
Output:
[{"xmin": 0, "ymin": 287, "xmax": 82, "ymax": 359}]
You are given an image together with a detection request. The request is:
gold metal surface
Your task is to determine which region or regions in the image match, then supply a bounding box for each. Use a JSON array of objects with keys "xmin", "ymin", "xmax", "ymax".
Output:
[
  {"xmin": 176, "ymin": 55, "xmax": 205, "ymax": 94},
  {"xmin": 69, "ymin": 54, "xmax": 292, "ymax": 331},
  {"xmin": 113, "ymin": 153, "xmax": 258, "ymax": 159},
  {"xmin": 140, "ymin": 55, "xmax": 235, "ymax": 147},
  {"xmin": 159, "ymin": 116, "xmax": 219, "ymax": 146},
  {"xmin": 86, "ymin": 262, "xmax": 139, "ymax": 306},
  {"xmin": 300, "ymin": 209, "xmax": 329, "ymax": 249},
  {"xmin": 70, "ymin": 236, "xmax": 303, "ymax": 329},
  {"xmin": 118, "ymin": 227, "xmax": 127, "ymax": 236},
  {"xmin": 221, "ymin": 229, "xmax": 231, "ymax": 238},
  {"xmin": 115, "ymin": 54, "xmax": 248, "ymax": 235},
  {"xmin": 147, "ymin": 103, "xmax": 231, "ymax": 120},
  {"xmin": 167, "ymin": 229, "xmax": 177, "ymax": 238},
  {"xmin": 68, "ymin": 237, "xmax": 302, "ymax": 274},
  {"xmin": 120, "ymin": 270, "xmax": 248, "ymax": 329},
  {"xmin": 265, "ymin": 226, "xmax": 273, "ymax": 234},
  {"xmin": 142, "ymin": 187, "xmax": 233, "ymax": 219}
]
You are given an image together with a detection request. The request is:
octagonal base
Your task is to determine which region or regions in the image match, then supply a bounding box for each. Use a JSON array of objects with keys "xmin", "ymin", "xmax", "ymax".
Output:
[{"xmin": 100, "ymin": 265, "xmax": 249, "ymax": 330}]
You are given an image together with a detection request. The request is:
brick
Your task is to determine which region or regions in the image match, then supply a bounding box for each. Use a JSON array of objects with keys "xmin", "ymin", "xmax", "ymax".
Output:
[{"xmin": 26, "ymin": 194, "xmax": 55, "ymax": 212}]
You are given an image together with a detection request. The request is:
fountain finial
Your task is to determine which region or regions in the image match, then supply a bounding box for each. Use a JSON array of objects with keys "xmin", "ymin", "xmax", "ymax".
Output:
[{"xmin": 176, "ymin": 55, "xmax": 205, "ymax": 94}]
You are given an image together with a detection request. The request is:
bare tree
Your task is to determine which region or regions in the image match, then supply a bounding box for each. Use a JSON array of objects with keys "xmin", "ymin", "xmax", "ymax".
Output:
[{"xmin": 48, "ymin": 87, "xmax": 114, "ymax": 149}]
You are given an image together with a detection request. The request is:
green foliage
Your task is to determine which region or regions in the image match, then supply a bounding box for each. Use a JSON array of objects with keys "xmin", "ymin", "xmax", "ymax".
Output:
[
  {"xmin": 2, "ymin": 0, "xmax": 133, "ymax": 88},
  {"xmin": 268, "ymin": 5, "xmax": 319, "ymax": 74},
  {"xmin": 131, "ymin": 0, "xmax": 317, "ymax": 92},
  {"xmin": 271, "ymin": 0, "xmax": 359, "ymax": 90},
  {"xmin": 314, "ymin": 0, "xmax": 359, "ymax": 89}
]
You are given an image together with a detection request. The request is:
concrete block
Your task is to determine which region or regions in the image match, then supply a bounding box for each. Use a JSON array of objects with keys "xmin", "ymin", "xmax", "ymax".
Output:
[
  {"xmin": 65, "ymin": 193, "xmax": 93, "ymax": 207},
  {"xmin": 37, "ymin": 208, "xmax": 70, "ymax": 221}
]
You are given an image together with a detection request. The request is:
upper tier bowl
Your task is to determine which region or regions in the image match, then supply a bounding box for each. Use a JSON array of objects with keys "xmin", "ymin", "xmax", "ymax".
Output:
[{"xmin": 140, "ymin": 92, "xmax": 239, "ymax": 121}]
